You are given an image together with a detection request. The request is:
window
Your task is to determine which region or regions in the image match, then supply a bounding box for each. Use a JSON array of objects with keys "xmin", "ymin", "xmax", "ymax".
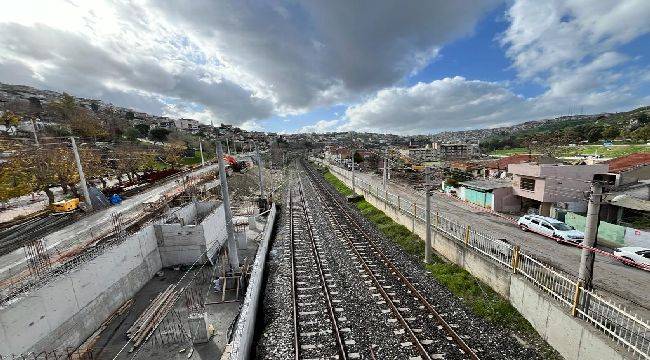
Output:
[
  {"xmin": 551, "ymin": 223, "xmax": 572, "ymax": 231},
  {"xmin": 531, "ymin": 219, "xmax": 540, "ymax": 225},
  {"xmin": 542, "ymin": 223, "xmax": 553, "ymax": 230},
  {"xmin": 520, "ymin": 177, "xmax": 536, "ymax": 191}
]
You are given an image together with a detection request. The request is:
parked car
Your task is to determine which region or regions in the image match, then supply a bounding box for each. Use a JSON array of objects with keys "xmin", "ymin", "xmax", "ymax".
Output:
[
  {"xmin": 517, "ymin": 215, "xmax": 584, "ymax": 244},
  {"xmin": 613, "ymin": 247, "xmax": 650, "ymax": 266}
]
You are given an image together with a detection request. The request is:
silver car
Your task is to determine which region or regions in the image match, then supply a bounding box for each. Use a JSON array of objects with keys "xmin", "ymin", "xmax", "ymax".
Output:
[{"xmin": 517, "ymin": 215, "xmax": 584, "ymax": 244}]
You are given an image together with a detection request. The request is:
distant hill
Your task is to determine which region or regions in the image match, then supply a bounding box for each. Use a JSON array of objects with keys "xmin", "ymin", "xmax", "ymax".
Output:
[{"xmin": 431, "ymin": 106, "xmax": 650, "ymax": 151}]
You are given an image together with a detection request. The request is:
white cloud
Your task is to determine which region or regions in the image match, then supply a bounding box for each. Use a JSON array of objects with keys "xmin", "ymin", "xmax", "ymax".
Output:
[
  {"xmin": 341, "ymin": 77, "xmax": 530, "ymax": 134},
  {"xmin": 0, "ymin": 0, "xmax": 500, "ymax": 129},
  {"xmin": 300, "ymin": 119, "xmax": 341, "ymax": 133},
  {"xmin": 501, "ymin": 0, "xmax": 650, "ymax": 79},
  {"xmin": 340, "ymin": 0, "xmax": 650, "ymax": 135}
]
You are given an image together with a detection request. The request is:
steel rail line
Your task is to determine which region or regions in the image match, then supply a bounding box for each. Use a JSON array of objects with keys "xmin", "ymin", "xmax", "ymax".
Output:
[
  {"xmin": 303, "ymin": 159, "xmax": 480, "ymax": 360},
  {"xmin": 290, "ymin": 179, "xmax": 348, "ymax": 359}
]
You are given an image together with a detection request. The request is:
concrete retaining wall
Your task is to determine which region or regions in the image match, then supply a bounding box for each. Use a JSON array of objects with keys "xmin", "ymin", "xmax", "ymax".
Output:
[
  {"xmin": 326, "ymin": 165, "xmax": 631, "ymax": 360},
  {"xmin": 230, "ymin": 203, "xmax": 277, "ymax": 360},
  {"xmin": 0, "ymin": 226, "xmax": 162, "ymax": 355},
  {"xmin": 155, "ymin": 203, "xmax": 227, "ymax": 267}
]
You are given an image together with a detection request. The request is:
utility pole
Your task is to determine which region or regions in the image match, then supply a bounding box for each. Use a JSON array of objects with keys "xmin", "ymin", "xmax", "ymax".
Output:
[
  {"xmin": 578, "ymin": 182, "xmax": 603, "ymax": 290},
  {"xmin": 199, "ymin": 141, "xmax": 205, "ymax": 166},
  {"xmin": 31, "ymin": 118, "xmax": 39, "ymax": 147},
  {"xmin": 216, "ymin": 141, "xmax": 239, "ymax": 269},
  {"xmin": 424, "ymin": 171, "xmax": 432, "ymax": 263},
  {"xmin": 382, "ymin": 148, "xmax": 388, "ymax": 188},
  {"xmin": 233, "ymin": 136, "xmax": 237, "ymax": 155},
  {"xmin": 70, "ymin": 137, "xmax": 93, "ymax": 211},
  {"xmin": 255, "ymin": 142, "xmax": 264, "ymax": 199},
  {"xmin": 351, "ymin": 149, "xmax": 356, "ymax": 193},
  {"xmin": 225, "ymin": 137, "xmax": 230, "ymax": 154}
]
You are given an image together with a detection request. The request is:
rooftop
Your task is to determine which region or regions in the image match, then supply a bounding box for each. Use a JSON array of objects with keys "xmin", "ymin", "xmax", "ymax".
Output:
[
  {"xmin": 459, "ymin": 179, "xmax": 512, "ymax": 191},
  {"xmin": 606, "ymin": 153, "xmax": 650, "ymax": 173},
  {"xmin": 486, "ymin": 154, "xmax": 538, "ymax": 170}
]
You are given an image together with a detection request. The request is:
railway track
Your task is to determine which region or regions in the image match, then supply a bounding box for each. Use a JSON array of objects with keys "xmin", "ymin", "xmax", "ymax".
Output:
[
  {"xmin": 301, "ymin": 159, "xmax": 479, "ymax": 360},
  {"xmin": 289, "ymin": 178, "xmax": 353, "ymax": 359},
  {"xmin": 0, "ymin": 212, "xmax": 77, "ymax": 256}
]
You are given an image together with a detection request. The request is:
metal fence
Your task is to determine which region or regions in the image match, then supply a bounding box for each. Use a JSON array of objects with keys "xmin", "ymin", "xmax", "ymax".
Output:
[{"xmin": 325, "ymin": 163, "xmax": 650, "ymax": 360}]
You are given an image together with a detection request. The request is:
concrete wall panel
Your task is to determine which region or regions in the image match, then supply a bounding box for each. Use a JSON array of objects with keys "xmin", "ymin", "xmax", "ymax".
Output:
[{"xmin": 0, "ymin": 225, "xmax": 162, "ymax": 356}]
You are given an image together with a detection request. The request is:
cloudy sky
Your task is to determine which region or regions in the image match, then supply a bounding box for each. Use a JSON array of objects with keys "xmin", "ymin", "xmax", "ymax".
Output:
[{"xmin": 0, "ymin": 0, "xmax": 649, "ymax": 134}]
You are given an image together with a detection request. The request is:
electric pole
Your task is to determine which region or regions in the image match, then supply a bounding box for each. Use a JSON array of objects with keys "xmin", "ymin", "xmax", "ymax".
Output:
[
  {"xmin": 578, "ymin": 182, "xmax": 603, "ymax": 290},
  {"xmin": 70, "ymin": 137, "xmax": 93, "ymax": 211},
  {"xmin": 351, "ymin": 149, "xmax": 356, "ymax": 193},
  {"xmin": 383, "ymin": 148, "xmax": 388, "ymax": 188},
  {"xmin": 424, "ymin": 171, "xmax": 432, "ymax": 263},
  {"xmin": 199, "ymin": 141, "xmax": 205, "ymax": 166},
  {"xmin": 216, "ymin": 141, "xmax": 239, "ymax": 269},
  {"xmin": 31, "ymin": 118, "xmax": 39, "ymax": 147},
  {"xmin": 255, "ymin": 142, "xmax": 264, "ymax": 200}
]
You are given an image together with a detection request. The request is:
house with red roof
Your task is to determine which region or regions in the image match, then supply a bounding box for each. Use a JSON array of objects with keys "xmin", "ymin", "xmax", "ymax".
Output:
[
  {"xmin": 599, "ymin": 153, "xmax": 650, "ymax": 229},
  {"xmin": 485, "ymin": 154, "xmax": 557, "ymax": 178}
]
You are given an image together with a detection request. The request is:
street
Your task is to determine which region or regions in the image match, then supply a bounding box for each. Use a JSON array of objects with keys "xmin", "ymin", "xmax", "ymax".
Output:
[{"xmin": 348, "ymin": 168, "xmax": 650, "ymax": 320}]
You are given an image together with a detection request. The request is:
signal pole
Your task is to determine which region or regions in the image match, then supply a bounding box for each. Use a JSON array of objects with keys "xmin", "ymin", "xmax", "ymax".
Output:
[
  {"xmin": 70, "ymin": 137, "xmax": 93, "ymax": 211},
  {"xmin": 216, "ymin": 141, "xmax": 239, "ymax": 269},
  {"xmin": 578, "ymin": 182, "xmax": 603, "ymax": 290}
]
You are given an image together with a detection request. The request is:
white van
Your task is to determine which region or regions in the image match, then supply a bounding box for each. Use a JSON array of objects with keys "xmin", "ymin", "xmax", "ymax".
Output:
[{"xmin": 517, "ymin": 215, "xmax": 584, "ymax": 244}]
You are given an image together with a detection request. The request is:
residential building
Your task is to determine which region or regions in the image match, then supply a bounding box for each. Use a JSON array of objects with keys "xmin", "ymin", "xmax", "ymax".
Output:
[
  {"xmin": 431, "ymin": 141, "xmax": 479, "ymax": 159},
  {"xmin": 458, "ymin": 179, "xmax": 521, "ymax": 212},
  {"xmin": 600, "ymin": 153, "xmax": 650, "ymax": 226},
  {"xmin": 399, "ymin": 147, "xmax": 438, "ymax": 163},
  {"xmin": 508, "ymin": 163, "xmax": 609, "ymax": 216},
  {"xmin": 484, "ymin": 154, "xmax": 550, "ymax": 178},
  {"xmin": 174, "ymin": 118, "xmax": 200, "ymax": 133}
]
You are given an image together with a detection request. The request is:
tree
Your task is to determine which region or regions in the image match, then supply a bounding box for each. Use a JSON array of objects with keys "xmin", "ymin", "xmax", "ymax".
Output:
[
  {"xmin": 135, "ymin": 123, "xmax": 150, "ymax": 137},
  {"xmin": 49, "ymin": 93, "xmax": 77, "ymax": 121},
  {"xmin": 353, "ymin": 151, "xmax": 364, "ymax": 164},
  {"xmin": 0, "ymin": 156, "xmax": 33, "ymax": 203},
  {"xmin": 1, "ymin": 111, "xmax": 20, "ymax": 127},
  {"xmin": 12, "ymin": 148, "xmax": 58, "ymax": 204},
  {"xmin": 161, "ymin": 141, "xmax": 184, "ymax": 168},
  {"xmin": 637, "ymin": 112, "xmax": 649, "ymax": 125},
  {"xmin": 70, "ymin": 109, "xmax": 110, "ymax": 140},
  {"xmin": 586, "ymin": 127, "xmax": 603, "ymax": 143},
  {"xmin": 124, "ymin": 127, "xmax": 140, "ymax": 141},
  {"xmin": 602, "ymin": 126, "xmax": 620, "ymax": 140},
  {"xmin": 149, "ymin": 127, "xmax": 170, "ymax": 142},
  {"xmin": 632, "ymin": 124, "xmax": 650, "ymax": 143}
]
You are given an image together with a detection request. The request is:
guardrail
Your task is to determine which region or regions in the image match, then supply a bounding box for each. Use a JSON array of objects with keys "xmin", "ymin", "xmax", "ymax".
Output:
[{"xmin": 324, "ymin": 162, "xmax": 649, "ymax": 360}]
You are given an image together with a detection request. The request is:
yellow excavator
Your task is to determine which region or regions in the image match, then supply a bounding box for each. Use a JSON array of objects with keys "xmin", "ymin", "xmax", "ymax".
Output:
[{"xmin": 50, "ymin": 198, "xmax": 80, "ymax": 213}]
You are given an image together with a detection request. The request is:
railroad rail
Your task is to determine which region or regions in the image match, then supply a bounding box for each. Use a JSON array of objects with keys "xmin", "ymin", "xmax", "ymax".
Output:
[
  {"xmin": 289, "ymin": 179, "xmax": 349, "ymax": 359},
  {"xmin": 302, "ymin": 159, "xmax": 479, "ymax": 360},
  {"xmin": 0, "ymin": 212, "xmax": 78, "ymax": 256}
]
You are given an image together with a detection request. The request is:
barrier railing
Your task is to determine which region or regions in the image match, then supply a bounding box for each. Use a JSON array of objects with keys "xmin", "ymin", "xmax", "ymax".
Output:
[{"xmin": 322, "ymin": 161, "xmax": 650, "ymax": 360}]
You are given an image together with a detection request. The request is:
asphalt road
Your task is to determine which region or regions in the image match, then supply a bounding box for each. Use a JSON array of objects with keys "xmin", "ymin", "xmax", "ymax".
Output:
[
  {"xmin": 347, "ymin": 167, "xmax": 650, "ymax": 320},
  {"xmin": 0, "ymin": 164, "xmax": 218, "ymax": 282}
]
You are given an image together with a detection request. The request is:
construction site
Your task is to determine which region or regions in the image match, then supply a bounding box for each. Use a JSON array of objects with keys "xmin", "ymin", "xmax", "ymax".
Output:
[{"xmin": 0, "ymin": 142, "xmax": 282, "ymax": 359}]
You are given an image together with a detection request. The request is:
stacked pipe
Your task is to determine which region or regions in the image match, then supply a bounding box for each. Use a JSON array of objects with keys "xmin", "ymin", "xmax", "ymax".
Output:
[{"xmin": 127, "ymin": 284, "xmax": 178, "ymax": 350}]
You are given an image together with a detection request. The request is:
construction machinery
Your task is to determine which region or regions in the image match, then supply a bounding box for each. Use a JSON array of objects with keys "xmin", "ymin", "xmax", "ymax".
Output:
[{"xmin": 50, "ymin": 198, "xmax": 80, "ymax": 213}]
